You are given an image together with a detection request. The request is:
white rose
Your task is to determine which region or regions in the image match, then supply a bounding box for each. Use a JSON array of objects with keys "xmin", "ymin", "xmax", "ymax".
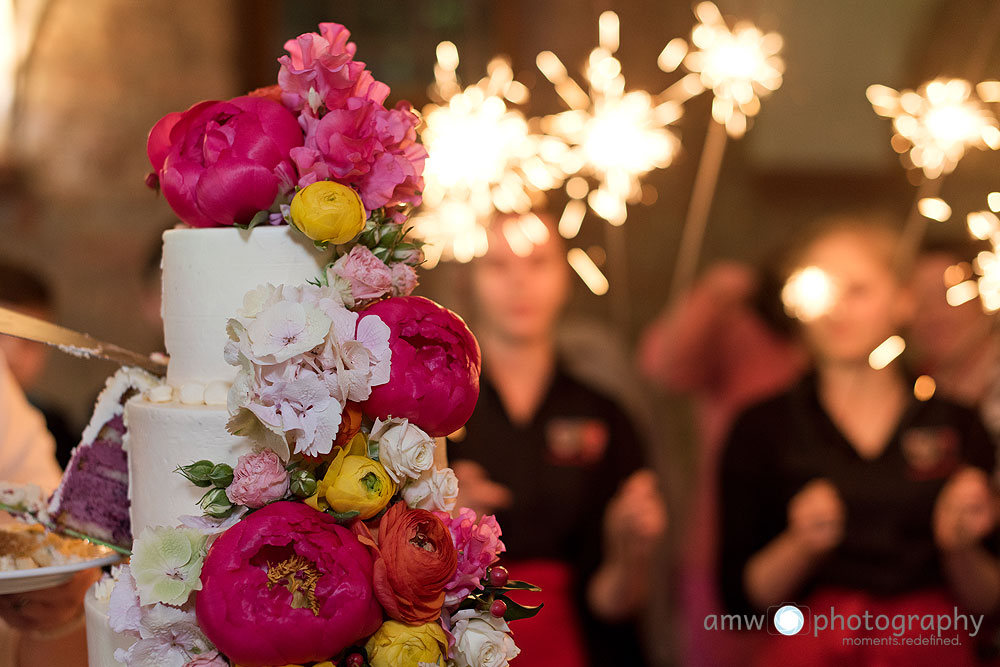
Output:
[
  {"xmin": 451, "ymin": 610, "xmax": 520, "ymax": 667},
  {"xmin": 401, "ymin": 467, "xmax": 459, "ymax": 512},
  {"xmin": 370, "ymin": 417, "xmax": 436, "ymax": 483}
]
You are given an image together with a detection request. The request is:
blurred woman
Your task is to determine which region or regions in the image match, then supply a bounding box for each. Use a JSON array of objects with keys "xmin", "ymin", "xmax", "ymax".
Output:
[
  {"xmin": 719, "ymin": 217, "xmax": 998, "ymax": 666},
  {"xmin": 452, "ymin": 213, "xmax": 667, "ymax": 667}
]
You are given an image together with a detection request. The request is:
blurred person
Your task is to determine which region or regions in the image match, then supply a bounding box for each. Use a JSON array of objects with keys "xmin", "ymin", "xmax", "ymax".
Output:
[
  {"xmin": 908, "ymin": 240, "xmax": 1000, "ymax": 442},
  {"xmin": 719, "ymin": 217, "xmax": 998, "ymax": 666},
  {"xmin": 0, "ymin": 262, "xmax": 76, "ymax": 467},
  {"xmin": 451, "ymin": 213, "xmax": 667, "ymax": 667},
  {"xmin": 638, "ymin": 260, "xmax": 807, "ymax": 665},
  {"xmin": 0, "ymin": 347, "xmax": 95, "ymax": 666}
]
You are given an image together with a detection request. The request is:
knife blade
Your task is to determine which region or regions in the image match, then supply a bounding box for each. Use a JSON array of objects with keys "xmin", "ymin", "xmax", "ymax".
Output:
[{"xmin": 0, "ymin": 306, "xmax": 167, "ymax": 375}]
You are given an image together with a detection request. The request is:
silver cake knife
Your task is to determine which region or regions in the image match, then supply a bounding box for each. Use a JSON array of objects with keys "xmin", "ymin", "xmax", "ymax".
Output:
[{"xmin": 0, "ymin": 306, "xmax": 167, "ymax": 375}]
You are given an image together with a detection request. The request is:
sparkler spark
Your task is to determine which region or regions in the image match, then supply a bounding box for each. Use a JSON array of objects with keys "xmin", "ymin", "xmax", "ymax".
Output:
[
  {"xmin": 868, "ymin": 78, "xmax": 1000, "ymax": 180},
  {"xmin": 413, "ymin": 42, "xmax": 567, "ymax": 266},
  {"xmin": 781, "ymin": 266, "xmax": 837, "ymax": 322},
  {"xmin": 658, "ymin": 1, "xmax": 784, "ymax": 139},
  {"xmin": 537, "ymin": 11, "xmax": 683, "ymax": 229}
]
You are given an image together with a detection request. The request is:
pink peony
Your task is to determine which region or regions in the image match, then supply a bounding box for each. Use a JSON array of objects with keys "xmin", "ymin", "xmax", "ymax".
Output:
[
  {"xmin": 226, "ymin": 449, "xmax": 290, "ymax": 508},
  {"xmin": 435, "ymin": 508, "xmax": 506, "ymax": 608},
  {"xmin": 390, "ymin": 262, "xmax": 419, "ymax": 297},
  {"xmin": 278, "ymin": 22, "xmax": 388, "ymax": 115},
  {"xmin": 330, "ymin": 245, "xmax": 393, "ymax": 301},
  {"xmin": 291, "ymin": 97, "xmax": 426, "ymax": 216},
  {"xmin": 360, "ymin": 297, "xmax": 481, "ymax": 437},
  {"xmin": 196, "ymin": 502, "xmax": 382, "ymax": 667},
  {"xmin": 184, "ymin": 651, "xmax": 227, "ymax": 667},
  {"xmin": 147, "ymin": 96, "xmax": 302, "ymax": 228}
]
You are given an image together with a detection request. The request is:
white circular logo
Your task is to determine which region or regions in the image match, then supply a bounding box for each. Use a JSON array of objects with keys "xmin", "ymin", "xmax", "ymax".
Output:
[{"xmin": 774, "ymin": 605, "xmax": 805, "ymax": 636}]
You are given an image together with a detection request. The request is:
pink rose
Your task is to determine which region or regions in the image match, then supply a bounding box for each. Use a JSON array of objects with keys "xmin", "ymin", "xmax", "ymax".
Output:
[
  {"xmin": 390, "ymin": 262, "xmax": 419, "ymax": 297},
  {"xmin": 196, "ymin": 502, "xmax": 382, "ymax": 666},
  {"xmin": 225, "ymin": 449, "xmax": 290, "ymax": 508},
  {"xmin": 147, "ymin": 96, "xmax": 302, "ymax": 228},
  {"xmin": 435, "ymin": 508, "xmax": 505, "ymax": 608},
  {"xmin": 360, "ymin": 297, "xmax": 481, "ymax": 437},
  {"xmin": 184, "ymin": 651, "xmax": 227, "ymax": 667},
  {"xmin": 330, "ymin": 246, "xmax": 393, "ymax": 301}
]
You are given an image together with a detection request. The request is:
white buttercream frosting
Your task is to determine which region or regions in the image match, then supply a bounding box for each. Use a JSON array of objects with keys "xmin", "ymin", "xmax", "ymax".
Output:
[
  {"xmin": 125, "ymin": 397, "xmax": 258, "ymax": 535},
  {"xmin": 161, "ymin": 225, "xmax": 332, "ymax": 389},
  {"xmin": 85, "ymin": 584, "xmax": 135, "ymax": 667}
]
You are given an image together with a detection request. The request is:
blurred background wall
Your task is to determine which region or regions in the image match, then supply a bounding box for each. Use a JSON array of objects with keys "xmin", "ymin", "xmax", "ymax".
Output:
[{"xmin": 0, "ymin": 1, "xmax": 997, "ymax": 663}]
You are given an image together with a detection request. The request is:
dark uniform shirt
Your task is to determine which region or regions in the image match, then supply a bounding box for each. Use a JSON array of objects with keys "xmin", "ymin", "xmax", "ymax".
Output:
[
  {"xmin": 719, "ymin": 374, "xmax": 996, "ymax": 616},
  {"xmin": 452, "ymin": 364, "xmax": 647, "ymax": 666}
]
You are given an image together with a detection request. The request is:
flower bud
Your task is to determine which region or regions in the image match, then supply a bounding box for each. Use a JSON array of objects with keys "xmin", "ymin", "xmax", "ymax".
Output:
[
  {"xmin": 176, "ymin": 460, "xmax": 216, "ymax": 488},
  {"xmin": 200, "ymin": 487, "xmax": 235, "ymax": 518},
  {"xmin": 209, "ymin": 463, "xmax": 234, "ymax": 488},
  {"xmin": 290, "ymin": 469, "xmax": 318, "ymax": 498}
]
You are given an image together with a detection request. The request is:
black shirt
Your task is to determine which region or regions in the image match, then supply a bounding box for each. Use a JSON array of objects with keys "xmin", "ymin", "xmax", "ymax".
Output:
[
  {"xmin": 719, "ymin": 374, "xmax": 996, "ymax": 616},
  {"xmin": 452, "ymin": 364, "xmax": 647, "ymax": 666}
]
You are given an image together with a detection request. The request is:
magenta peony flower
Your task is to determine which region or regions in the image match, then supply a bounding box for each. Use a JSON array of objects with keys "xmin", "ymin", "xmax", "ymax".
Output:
[
  {"xmin": 147, "ymin": 96, "xmax": 302, "ymax": 228},
  {"xmin": 330, "ymin": 245, "xmax": 393, "ymax": 301},
  {"xmin": 278, "ymin": 22, "xmax": 389, "ymax": 115},
  {"xmin": 435, "ymin": 508, "xmax": 506, "ymax": 608},
  {"xmin": 360, "ymin": 297, "xmax": 481, "ymax": 437},
  {"xmin": 226, "ymin": 449, "xmax": 290, "ymax": 508},
  {"xmin": 195, "ymin": 502, "xmax": 382, "ymax": 666},
  {"xmin": 291, "ymin": 97, "xmax": 426, "ymax": 216}
]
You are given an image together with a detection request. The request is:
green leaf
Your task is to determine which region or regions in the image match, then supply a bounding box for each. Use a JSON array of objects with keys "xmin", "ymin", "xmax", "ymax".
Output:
[
  {"xmin": 330, "ymin": 510, "xmax": 360, "ymax": 523},
  {"xmin": 246, "ymin": 209, "xmax": 270, "ymax": 230},
  {"xmin": 495, "ymin": 579, "xmax": 542, "ymax": 592},
  {"xmin": 496, "ymin": 595, "xmax": 544, "ymax": 621}
]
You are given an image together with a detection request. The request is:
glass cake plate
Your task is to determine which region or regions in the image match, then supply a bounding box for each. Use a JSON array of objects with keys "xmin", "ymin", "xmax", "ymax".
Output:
[{"xmin": 0, "ymin": 550, "xmax": 122, "ymax": 595}]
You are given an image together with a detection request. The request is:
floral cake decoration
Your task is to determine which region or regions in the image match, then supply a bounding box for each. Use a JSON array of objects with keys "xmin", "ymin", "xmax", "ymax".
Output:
[{"xmin": 111, "ymin": 22, "xmax": 538, "ymax": 667}]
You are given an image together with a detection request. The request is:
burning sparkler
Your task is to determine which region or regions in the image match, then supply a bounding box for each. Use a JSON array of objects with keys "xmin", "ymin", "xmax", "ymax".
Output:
[
  {"xmin": 413, "ymin": 42, "xmax": 567, "ymax": 266},
  {"xmin": 537, "ymin": 10, "xmax": 683, "ymax": 229},
  {"xmin": 867, "ymin": 78, "xmax": 1000, "ymax": 180}
]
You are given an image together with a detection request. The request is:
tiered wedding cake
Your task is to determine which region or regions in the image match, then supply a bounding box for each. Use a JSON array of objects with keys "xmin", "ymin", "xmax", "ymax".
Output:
[{"xmin": 77, "ymin": 21, "xmax": 532, "ymax": 667}]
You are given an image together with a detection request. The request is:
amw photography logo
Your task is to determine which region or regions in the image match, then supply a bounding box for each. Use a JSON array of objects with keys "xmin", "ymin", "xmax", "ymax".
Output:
[{"xmin": 703, "ymin": 604, "xmax": 984, "ymax": 647}]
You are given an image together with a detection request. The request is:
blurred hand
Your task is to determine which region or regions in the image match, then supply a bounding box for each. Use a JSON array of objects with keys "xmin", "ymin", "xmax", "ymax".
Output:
[
  {"xmin": 452, "ymin": 460, "xmax": 513, "ymax": 518},
  {"xmin": 934, "ymin": 467, "xmax": 997, "ymax": 552},
  {"xmin": 603, "ymin": 469, "xmax": 667, "ymax": 566},
  {"xmin": 0, "ymin": 567, "xmax": 100, "ymax": 633},
  {"xmin": 787, "ymin": 479, "xmax": 845, "ymax": 556}
]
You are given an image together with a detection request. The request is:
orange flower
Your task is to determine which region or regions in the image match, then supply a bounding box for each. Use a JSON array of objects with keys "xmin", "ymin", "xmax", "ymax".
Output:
[{"xmin": 364, "ymin": 502, "xmax": 457, "ymax": 624}]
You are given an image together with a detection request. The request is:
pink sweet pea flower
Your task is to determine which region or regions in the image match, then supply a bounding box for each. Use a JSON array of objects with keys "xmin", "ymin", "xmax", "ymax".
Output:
[
  {"xmin": 435, "ymin": 508, "xmax": 506, "ymax": 608},
  {"xmin": 147, "ymin": 96, "xmax": 302, "ymax": 228},
  {"xmin": 360, "ymin": 297, "xmax": 481, "ymax": 437},
  {"xmin": 196, "ymin": 502, "xmax": 382, "ymax": 667}
]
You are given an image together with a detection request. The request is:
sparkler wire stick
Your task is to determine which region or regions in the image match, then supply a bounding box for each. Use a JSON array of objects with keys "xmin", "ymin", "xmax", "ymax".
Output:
[{"xmin": 669, "ymin": 118, "xmax": 729, "ymax": 302}]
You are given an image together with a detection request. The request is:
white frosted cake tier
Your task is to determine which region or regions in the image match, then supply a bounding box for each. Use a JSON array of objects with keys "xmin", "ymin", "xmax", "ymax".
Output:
[
  {"xmin": 85, "ymin": 586, "xmax": 134, "ymax": 667},
  {"xmin": 162, "ymin": 225, "xmax": 332, "ymax": 388},
  {"xmin": 125, "ymin": 396, "xmax": 259, "ymax": 535}
]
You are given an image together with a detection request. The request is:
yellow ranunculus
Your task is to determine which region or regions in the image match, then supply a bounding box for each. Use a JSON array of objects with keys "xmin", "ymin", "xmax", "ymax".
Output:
[
  {"xmin": 365, "ymin": 620, "xmax": 448, "ymax": 667},
  {"xmin": 289, "ymin": 180, "xmax": 366, "ymax": 244},
  {"xmin": 306, "ymin": 434, "xmax": 395, "ymax": 519}
]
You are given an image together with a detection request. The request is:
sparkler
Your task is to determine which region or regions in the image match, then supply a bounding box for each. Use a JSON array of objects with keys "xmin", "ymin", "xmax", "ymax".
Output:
[
  {"xmin": 867, "ymin": 78, "xmax": 1000, "ymax": 180},
  {"xmin": 662, "ymin": 1, "xmax": 784, "ymax": 299},
  {"xmin": 413, "ymin": 42, "xmax": 567, "ymax": 267},
  {"xmin": 536, "ymin": 10, "xmax": 683, "ymax": 229},
  {"xmin": 966, "ymin": 193, "xmax": 1000, "ymax": 312}
]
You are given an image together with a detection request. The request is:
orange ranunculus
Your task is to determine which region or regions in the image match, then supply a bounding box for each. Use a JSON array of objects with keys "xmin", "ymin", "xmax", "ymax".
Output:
[
  {"xmin": 363, "ymin": 502, "xmax": 457, "ymax": 624},
  {"xmin": 334, "ymin": 401, "xmax": 364, "ymax": 449}
]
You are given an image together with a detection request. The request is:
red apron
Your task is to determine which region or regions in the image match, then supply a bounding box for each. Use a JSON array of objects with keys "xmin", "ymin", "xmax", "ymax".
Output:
[{"xmin": 504, "ymin": 560, "xmax": 588, "ymax": 667}]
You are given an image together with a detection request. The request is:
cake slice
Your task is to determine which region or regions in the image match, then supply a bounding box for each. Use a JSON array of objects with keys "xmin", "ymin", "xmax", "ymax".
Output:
[{"xmin": 48, "ymin": 367, "xmax": 160, "ymax": 548}]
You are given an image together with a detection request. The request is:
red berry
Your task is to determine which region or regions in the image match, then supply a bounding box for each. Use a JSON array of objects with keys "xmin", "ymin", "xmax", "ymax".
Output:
[
  {"xmin": 490, "ymin": 599, "xmax": 508, "ymax": 618},
  {"xmin": 488, "ymin": 566, "xmax": 509, "ymax": 587},
  {"xmin": 345, "ymin": 653, "xmax": 365, "ymax": 667}
]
